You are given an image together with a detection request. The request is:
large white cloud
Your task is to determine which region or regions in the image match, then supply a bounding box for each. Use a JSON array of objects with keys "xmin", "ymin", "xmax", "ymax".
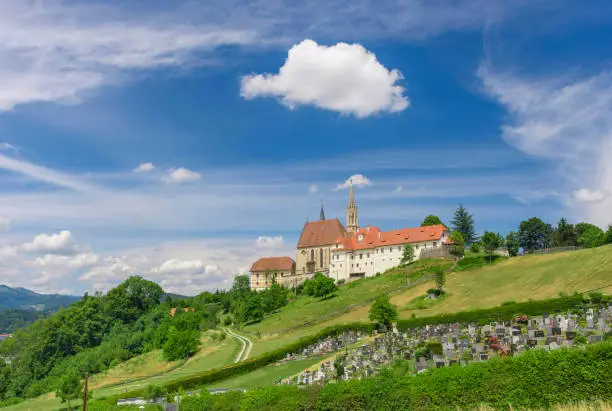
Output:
[
  {"xmin": 21, "ymin": 230, "xmax": 80, "ymax": 255},
  {"xmin": 572, "ymin": 188, "xmax": 608, "ymax": 204},
  {"xmin": 241, "ymin": 39, "xmax": 409, "ymax": 118},
  {"xmin": 254, "ymin": 236, "xmax": 285, "ymax": 250}
]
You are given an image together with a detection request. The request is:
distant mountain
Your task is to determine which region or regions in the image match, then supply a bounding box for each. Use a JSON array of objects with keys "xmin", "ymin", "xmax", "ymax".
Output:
[{"xmin": 0, "ymin": 285, "xmax": 80, "ymax": 312}]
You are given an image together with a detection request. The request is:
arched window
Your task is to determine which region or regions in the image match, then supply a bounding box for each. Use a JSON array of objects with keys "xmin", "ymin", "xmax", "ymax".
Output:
[
  {"xmin": 310, "ymin": 249, "xmax": 315, "ymax": 261},
  {"xmin": 320, "ymin": 248, "xmax": 324, "ymax": 267}
]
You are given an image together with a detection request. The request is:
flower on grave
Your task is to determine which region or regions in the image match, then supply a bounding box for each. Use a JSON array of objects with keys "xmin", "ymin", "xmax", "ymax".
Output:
[{"xmin": 522, "ymin": 315, "xmax": 528, "ymax": 321}]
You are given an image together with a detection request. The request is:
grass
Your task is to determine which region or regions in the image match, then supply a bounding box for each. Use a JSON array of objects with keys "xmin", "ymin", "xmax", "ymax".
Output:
[
  {"xmin": 241, "ymin": 246, "xmax": 612, "ymax": 358},
  {"xmin": 207, "ymin": 356, "xmax": 324, "ymax": 390}
]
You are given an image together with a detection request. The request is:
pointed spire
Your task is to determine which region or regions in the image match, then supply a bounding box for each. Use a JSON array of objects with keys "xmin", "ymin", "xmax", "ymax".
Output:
[
  {"xmin": 320, "ymin": 202, "xmax": 326, "ymax": 220},
  {"xmin": 348, "ymin": 179, "xmax": 356, "ymax": 208}
]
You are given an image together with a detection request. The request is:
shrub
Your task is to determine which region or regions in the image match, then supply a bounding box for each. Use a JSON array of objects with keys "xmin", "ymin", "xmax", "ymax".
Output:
[
  {"xmin": 470, "ymin": 243, "xmax": 480, "ymax": 253},
  {"xmin": 163, "ymin": 328, "xmax": 200, "ymax": 361}
]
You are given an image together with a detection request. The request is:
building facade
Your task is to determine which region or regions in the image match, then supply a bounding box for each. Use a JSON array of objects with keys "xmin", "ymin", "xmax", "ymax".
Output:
[
  {"xmin": 329, "ymin": 224, "xmax": 450, "ymax": 282},
  {"xmin": 250, "ymin": 257, "xmax": 296, "ymax": 291}
]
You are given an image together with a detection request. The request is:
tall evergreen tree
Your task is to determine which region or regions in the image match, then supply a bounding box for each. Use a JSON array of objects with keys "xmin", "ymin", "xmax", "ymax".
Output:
[
  {"xmin": 552, "ymin": 218, "xmax": 577, "ymax": 247},
  {"xmin": 450, "ymin": 205, "xmax": 477, "ymax": 244}
]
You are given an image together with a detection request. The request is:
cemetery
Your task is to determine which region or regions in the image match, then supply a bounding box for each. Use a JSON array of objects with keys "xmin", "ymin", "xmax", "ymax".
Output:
[{"xmin": 280, "ymin": 304, "xmax": 612, "ymax": 386}]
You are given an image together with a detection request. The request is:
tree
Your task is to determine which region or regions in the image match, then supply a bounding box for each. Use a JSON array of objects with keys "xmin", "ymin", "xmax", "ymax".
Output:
[
  {"xmin": 605, "ymin": 226, "xmax": 612, "ymax": 244},
  {"xmin": 518, "ymin": 217, "xmax": 553, "ymax": 251},
  {"xmin": 56, "ymin": 370, "xmax": 83, "ymax": 410},
  {"xmin": 434, "ymin": 268, "xmax": 446, "ymax": 291},
  {"xmin": 481, "ymin": 231, "xmax": 504, "ymax": 262},
  {"xmin": 401, "ymin": 244, "xmax": 415, "ymax": 265},
  {"xmin": 450, "ymin": 205, "xmax": 477, "ymax": 244},
  {"xmin": 575, "ymin": 223, "xmax": 605, "ymax": 248},
  {"xmin": 368, "ymin": 294, "xmax": 398, "ymax": 328},
  {"xmin": 261, "ymin": 284, "xmax": 288, "ymax": 314},
  {"xmin": 505, "ymin": 231, "xmax": 520, "ymax": 257},
  {"xmin": 104, "ymin": 276, "xmax": 164, "ymax": 323},
  {"xmin": 552, "ymin": 218, "xmax": 577, "ymax": 247},
  {"xmin": 163, "ymin": 327, "xmax": 200, "ymax": 360},
  {"xmin": 311, "ymin": 274, "xmax": 337, "ymax": 299},
  {"xmin": 421, "ymin": 215, "xmax": 446, "ymax": 227},
  {"xmin": 448, "ymin": 231, "xmax": 465, "ymax": 259}
]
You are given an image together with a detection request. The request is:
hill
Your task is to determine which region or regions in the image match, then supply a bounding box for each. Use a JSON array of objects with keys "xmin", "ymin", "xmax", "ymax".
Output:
[
  {"xmin": 3, "ymin": 246, "xmax": 612, "ymax": 410},
  {"xmin": 0, "ymin": 285, "xmax": 79, "ymax": 312}
]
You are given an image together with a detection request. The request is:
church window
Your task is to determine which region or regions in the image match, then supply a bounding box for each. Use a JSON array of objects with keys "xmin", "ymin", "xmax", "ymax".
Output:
[
  {"xmin": 310, "ymin": 249, "xmax": 315, "ymax": 261},
  {"xmin": 360, "ymin": 254, "xmax": 363, "ymax": 259},
  {"xmin": 320, "ymin": 248, "xmax": 324, "ymax": 266},
  {"xmin": 433, "ymin": 242, "xmax": 437, "ymax": 247}
]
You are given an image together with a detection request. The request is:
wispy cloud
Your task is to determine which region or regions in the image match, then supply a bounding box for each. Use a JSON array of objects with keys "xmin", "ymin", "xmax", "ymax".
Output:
[
  {"xmin": 478, "ymin": 63, "xmax": 612, "ymax": 226},
  {"xmin": 0, "ymin": 153, "xmax": 95, "ymax": 192}
]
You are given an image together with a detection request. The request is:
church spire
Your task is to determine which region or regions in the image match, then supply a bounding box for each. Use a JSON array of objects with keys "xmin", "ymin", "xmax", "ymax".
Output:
[
  {"xmin": 319, "ymin": 202, "xmax": 326, "ymax": 220},
  {"xmin": 346, "ymin": 179, "xmax": 359, "ymax": 233}
]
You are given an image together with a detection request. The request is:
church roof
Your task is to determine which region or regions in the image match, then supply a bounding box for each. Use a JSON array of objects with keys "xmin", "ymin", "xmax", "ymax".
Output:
[
  {"xmin": 333, "ymin": 224, "xmax": 448, "ymax": 251},
  {"xmin": 251, "ymin": 257, "xmax": 295, "ymax": 272},
  {"xmin": 297, "ymin": 219, "xmax": 346, "ymax": 248}
]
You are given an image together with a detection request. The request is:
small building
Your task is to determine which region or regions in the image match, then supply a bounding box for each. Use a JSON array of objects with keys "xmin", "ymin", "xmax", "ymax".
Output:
[
  {"xmin": 250, "ymin": 257, "xmax": 296, "ymax": 291},
  {"xmin": 329, "ymin": 224, "xmax": 450, "ymax": 282},
  {"xmin": 170, "ymin": 307, "xmax": 195, "ymax": 317},
  {"xmin": 0, "ymin": 334, "xmax": 11, "ymax": 342}
]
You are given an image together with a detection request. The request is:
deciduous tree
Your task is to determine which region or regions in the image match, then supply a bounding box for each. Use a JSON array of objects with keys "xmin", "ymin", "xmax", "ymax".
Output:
[
  {"xmin": 368, "ymin": 294, "xmax": 398, "ymax": 328},
  {"xmin": 55, "ymin": 370, "xmax": 82, "ymax": 410},
  {"xmin": 448, "ymin": 231, "xmax": 465, "ymax": 259},
  {"xmin": 518, "ymin": 217, "xmax": 553, "ymax": 251},
  {"xmin": 575, "ymin": 223, "xmax": 605, "ymax": 248},
  {"xmin": 505, "ymin": 231, "xmax": 520, "ymax": 257},
  {"xmin": 401, "ymin": 244, "xmax": 415, "ymax": 265},
  {"xmin": 421, "ymin": 215, "xmax": 446, "ymax": 227},
  {"xmin": 481, "ymin": 231, "xmax": 504, "ymax": 262}
]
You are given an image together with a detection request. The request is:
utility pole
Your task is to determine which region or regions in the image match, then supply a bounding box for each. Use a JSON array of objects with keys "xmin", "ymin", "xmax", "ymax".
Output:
[{"xmin": 82, "ymin": 373, "xmax": 88, "ymax": 411}]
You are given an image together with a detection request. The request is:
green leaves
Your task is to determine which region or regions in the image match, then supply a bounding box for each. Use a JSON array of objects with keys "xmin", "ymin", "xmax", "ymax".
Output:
[{"xmin": 368, "ymin": 293, "xmax": 398, "ymax": 328}]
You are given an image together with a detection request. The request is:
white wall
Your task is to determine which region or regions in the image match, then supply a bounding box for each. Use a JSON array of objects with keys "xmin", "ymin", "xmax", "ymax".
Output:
[{"xmin": 329, "ymin": 238, "xmax": 446, "ymax": 282}]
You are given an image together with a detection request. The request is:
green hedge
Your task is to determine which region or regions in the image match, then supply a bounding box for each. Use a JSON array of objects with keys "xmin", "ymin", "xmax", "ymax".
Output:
[
  {"xmin": 231, "ymin": 342, "xmax": 612, "ymax": 410},
  {"xmin": 100, "ymin": 293, "xmax": 597, "ymax": 404}
]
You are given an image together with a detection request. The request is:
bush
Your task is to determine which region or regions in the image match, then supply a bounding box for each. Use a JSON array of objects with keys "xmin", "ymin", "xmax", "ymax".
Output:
[
  {"xmin": 469, "ymin": 243, "xmax": 480, "ymax": 253},
  {"xmin": 218, "ymin": 343, "xmax": 612, "ymax": 410},
  {"xmin": 163, "ymin": 328, "xmax": 200, "ymax": 361},
  {"xmin": 337, "ymin": 279, "xmax": 346, "ymax": 285}
]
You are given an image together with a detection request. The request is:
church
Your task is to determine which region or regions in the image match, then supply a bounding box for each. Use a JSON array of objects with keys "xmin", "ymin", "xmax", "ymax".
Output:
[{"xmin": 249, "ymin": 182, "xmax": 450, "ymax": 290}]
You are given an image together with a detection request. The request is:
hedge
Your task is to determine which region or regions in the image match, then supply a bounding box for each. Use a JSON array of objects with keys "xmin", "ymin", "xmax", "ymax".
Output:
[
  {"xmin": 229, "ymin": 342, "xmax": 612, "ymax": 410},
  {"xmin": 100, "ymin": 293, "xmax": 600, "ymax": 404}
]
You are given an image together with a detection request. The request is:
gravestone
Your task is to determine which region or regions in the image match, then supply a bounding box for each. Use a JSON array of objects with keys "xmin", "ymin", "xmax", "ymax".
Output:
[
  {"xmin": 552, "ymin": 327, "xmax": 561, "ymax": 336},
  {"xmin": 588, "ymin": 335, "xmax": 603, "ymax": 343},
  {"xmin": 565, "ymin": 331, "xmax": 576, "ymax": 340},
  {"xmin": 534, "ymin": 330, "xmax": 545, "ymax": 338}
]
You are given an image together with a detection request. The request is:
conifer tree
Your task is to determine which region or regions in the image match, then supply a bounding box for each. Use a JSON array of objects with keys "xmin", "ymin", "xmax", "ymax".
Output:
[{"xmin": 450, "ymin": 205, "xmax": 477, "ymax": 245}]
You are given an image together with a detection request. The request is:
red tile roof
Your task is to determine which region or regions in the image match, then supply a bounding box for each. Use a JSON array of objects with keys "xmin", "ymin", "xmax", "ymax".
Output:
[
  {"xmin": 333, "ymin": 224, "xmax": 448, "ymax": 251},
  {"xmin": 170, "ymin": 307, "xmax": 195, "ymax": 317},
  {"xmin": 251, "ymin": 256, "xmax": 295, "ymax": 272},
  {"xmin": 297, "ymin": 219, "xmax": 347, "ymax": 248}
]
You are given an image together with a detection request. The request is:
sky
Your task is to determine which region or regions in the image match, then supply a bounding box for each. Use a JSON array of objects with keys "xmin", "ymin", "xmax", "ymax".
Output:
[{"xmin": 0, "ymin": 0, "xmax": 611, "ymax": 296}]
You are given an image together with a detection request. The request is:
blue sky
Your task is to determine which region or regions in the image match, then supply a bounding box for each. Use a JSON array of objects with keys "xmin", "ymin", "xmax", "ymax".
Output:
[{"xmin": 0, "ymin": 0, "xmax": 611, "ymax": 295}]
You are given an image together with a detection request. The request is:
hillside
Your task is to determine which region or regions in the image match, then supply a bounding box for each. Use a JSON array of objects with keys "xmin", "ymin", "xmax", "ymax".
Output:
[
  {"xmin": 0, "ymin": 285, "xmax": 79, "ymax": 312},
  {"xmin": 241, "ymin": 246, "xmax": 612, "ymax": 356},
  {"xmin": 3, "ymin": 246, "xmax": 611, "ymax": 410}
]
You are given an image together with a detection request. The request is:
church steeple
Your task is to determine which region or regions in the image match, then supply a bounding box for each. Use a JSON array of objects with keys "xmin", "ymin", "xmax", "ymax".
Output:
[
  {"xmin": 346, "ymin": 180, "xmax": 358, "ymax": 233},
  {"xmin": 319, "ymin": 203, "xmax": 326, "ymax": 220}
]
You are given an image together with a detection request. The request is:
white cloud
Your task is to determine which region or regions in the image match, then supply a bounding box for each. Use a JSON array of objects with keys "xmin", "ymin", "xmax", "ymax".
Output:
[
  {"xmin": 479, "ymin": 64, "xmax": 612, "ymax": 226},
  {"xmin": 254, "ymin": 236, "xmax": 285, "ymax": 250},
  {"xmin": 155, "ymin": 259, "xmax": 205, "ymax": 275},
  {"xmin": 0, "ymin": 1, "xmax": 257, "ymax": 112},
  {"xmin": 0, "ymin": 143, "xmax": 17, "ymax": 152},
  {"xmin": 308, "ymin": 184, "xmax": 319, "ymax": 194},
  {"xmin": 0, "ymin": 216, "xmax": 10, "ymax": 231},
  {"xmin": 394, "ymin": 185, "xmax": 403, "ymax": 193},
  {"xmin": 33, "ymin": 252, "xmax": 99, "ymax": 270},
  {"xmin": 21, "ymin": 230, "xmax": 79, "ymax": 255},
  {"xmin": 163, "ymin": 167, "xmax": 201, "ymax": 184},
  {"xmin": 134, "ymin": 162, "xmax": 155, "ymax": 172},
  {"xmin": 336, "ymin": 174, "xmax": 372, "ymax": 190},
  {"xmin": 0, "ymin": 153, "xmax": 94, "ymax": 191},
  {"xmin": 572, "ymin": 188, "xmax": 608, "ymax": 204},
  {"xmin": 241, "ymin": 39, "xmax": 409, "ymax": 118}
]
